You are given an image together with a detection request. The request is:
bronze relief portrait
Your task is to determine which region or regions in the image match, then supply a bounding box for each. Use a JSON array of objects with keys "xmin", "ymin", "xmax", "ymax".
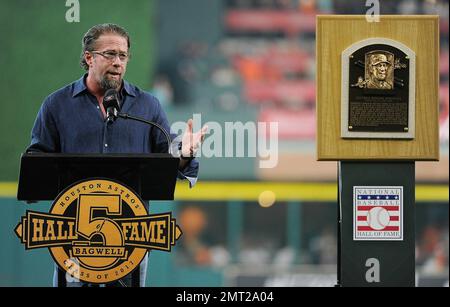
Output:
[{"xmin": 365, "ymin": 51, "xmax": 394, "ymax": 89}]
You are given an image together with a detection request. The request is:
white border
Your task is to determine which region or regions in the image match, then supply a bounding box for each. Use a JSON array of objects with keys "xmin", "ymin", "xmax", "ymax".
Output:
[{"xmin": 341, "ymin": 38, "xmax": 416, "ymax": 139}]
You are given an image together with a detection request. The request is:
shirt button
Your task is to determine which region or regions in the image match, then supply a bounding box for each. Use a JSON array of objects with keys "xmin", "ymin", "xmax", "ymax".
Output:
[
  {"xmin": 104, "ymin": 144, "xmax": 108, "ymax": 147},
  {"xmin": 97, "ymin": 106, "xmax": 100, "ymax": 109}
]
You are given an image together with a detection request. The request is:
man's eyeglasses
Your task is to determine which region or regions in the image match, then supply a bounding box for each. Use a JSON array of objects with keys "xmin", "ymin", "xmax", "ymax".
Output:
[{"xmin": 91, "ymin": 50, "xmax": 129, "ymax": 62}]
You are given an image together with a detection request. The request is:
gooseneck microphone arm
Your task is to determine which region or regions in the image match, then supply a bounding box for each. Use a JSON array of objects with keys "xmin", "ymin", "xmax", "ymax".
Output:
[
  {"xmin": 102, "ymin": 89, "xmax": 173, "ymax": 156},
  {"xmin": 117, "ymin": 113, "xmax": 173, "ymax": 156}
]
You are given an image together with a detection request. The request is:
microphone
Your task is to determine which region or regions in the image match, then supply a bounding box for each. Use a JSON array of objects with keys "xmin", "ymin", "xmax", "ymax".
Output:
[
  {"xmin": 102, "ymin": 89, "xmax": 174, "ymax": 155},
  {"xmin": 102, "ymin": 89, "xmax": 120, "ymax": 123}
]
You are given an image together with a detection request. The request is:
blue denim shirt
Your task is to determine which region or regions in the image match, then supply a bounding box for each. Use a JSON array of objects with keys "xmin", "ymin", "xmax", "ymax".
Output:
[{"xmin": 28, "ymin": 74, "xmax": 198, "ymax": 187}]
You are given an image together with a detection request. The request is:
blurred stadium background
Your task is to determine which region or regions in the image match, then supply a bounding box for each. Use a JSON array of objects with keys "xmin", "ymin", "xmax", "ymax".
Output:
[{"xmin": 0, "ymin": 0, "xmax": 448, "ymax": 286}]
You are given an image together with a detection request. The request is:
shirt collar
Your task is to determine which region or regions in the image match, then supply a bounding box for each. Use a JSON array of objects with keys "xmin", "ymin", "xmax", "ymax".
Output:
[
  {"xmin": 72, "ymin": 74, "xmax": 137, "ymax": 98},
  {"xmin": 122, "ymin": 80, "xmax": 137, "ymax": 97},
  {"xmin": 72, "ymin": 75, "xmax": 88, "ymax": 97}
]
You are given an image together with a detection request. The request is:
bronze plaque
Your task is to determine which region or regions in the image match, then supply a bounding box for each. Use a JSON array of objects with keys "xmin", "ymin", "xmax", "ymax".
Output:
[{"xmin": 341, "ymin": 39, "xmax": 415, "ymax": 139}]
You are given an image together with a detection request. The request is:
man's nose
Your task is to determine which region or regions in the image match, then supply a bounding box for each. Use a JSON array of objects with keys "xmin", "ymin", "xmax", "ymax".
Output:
[
  {"xmin": 111, "ymin": 56, "xmax": 122, "ymax": 66},
  {"xmin": 112, "ymin": 61, "xmax": 121, "ymax": 68}
]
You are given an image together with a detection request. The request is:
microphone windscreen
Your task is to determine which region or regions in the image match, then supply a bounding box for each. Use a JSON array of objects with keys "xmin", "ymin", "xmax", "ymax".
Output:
[
  {"xmin": 104, "ymin": 88, "xmax": 117, "ymax": 99},
  {"xmin": 103, "ymin": 89, "xmax": 120, "ymax": 109}
]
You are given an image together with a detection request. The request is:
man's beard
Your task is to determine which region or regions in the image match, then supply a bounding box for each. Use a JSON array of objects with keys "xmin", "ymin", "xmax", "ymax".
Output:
[{"xmin": 100, "ymin": 75, "xmax": 122, "ymax": 91}]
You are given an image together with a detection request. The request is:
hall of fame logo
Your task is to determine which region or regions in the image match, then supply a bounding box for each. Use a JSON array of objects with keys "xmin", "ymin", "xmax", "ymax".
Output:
[
  {"xmin": 353, "ymin": 186, "xmax": 403, "ymax": 241},
  {"xmin": 14, "ymin": 178, "xmax": 182, "ymax": 284}
]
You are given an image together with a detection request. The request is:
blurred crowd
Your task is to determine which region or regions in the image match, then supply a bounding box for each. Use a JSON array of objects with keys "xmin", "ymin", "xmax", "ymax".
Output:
[
  {"xmin": 417, "ymin": 225, "xmax": 449, "ymax": 275},
  {"xmin": 174, "ymin": 204, "xmax": 449, "ymax": 280},
  {"xmin": 152, "ymin": 0, "xmax": 448, "ymax": 144}
]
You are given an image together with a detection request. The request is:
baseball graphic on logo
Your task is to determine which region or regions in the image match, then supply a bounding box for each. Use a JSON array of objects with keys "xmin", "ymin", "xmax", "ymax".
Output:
[{"xmin": 367, "ymin": 207, "xmax": 390, "ymax": 230}]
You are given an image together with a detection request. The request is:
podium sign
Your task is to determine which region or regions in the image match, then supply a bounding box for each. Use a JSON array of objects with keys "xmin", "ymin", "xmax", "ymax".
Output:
[
  {"xmin": 15, "ymin": 178, "xmax": 182, "ymax": 284},
  {"xmin": 15, "ymin": 153, "xmax": 182, "ymax": 286}
]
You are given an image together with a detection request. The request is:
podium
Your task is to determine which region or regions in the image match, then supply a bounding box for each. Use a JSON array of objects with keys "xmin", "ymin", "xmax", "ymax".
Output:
[
  {"xmin": 17, "ymin": 152, "xmax": 180, "ymax": 287},
  {"xmin": 316, "ymin": 16, "xmax": 439, "ymax": 286}
]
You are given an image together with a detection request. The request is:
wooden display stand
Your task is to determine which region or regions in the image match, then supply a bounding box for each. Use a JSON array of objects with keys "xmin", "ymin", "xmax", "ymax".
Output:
[{"xmin": 316, "ymin": 15, "xmax": 439, "ymax": 287}]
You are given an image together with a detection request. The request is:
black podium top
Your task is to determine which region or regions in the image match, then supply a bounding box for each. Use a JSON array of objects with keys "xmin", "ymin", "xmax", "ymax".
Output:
[{"xmin": 17, "ymin": 152, "xmax": 179, "ymax": 201}]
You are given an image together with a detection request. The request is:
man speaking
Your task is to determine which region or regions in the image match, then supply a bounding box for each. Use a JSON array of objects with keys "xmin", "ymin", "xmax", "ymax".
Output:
[{"xmin": 27, "ymin": 23, "xmax": 207, "ymax": 287}]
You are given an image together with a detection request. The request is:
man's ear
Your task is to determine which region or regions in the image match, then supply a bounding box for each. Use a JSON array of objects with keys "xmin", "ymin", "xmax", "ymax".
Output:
[{"xmin": 85, "ymin": 51, "xmax": 93, "ymax": 67}]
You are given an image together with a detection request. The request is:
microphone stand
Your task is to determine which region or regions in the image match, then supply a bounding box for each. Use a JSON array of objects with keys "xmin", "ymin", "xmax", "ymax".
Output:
[
  {"xmin": 113, "ymin": 112, "xmax": 173, "ymax": 288},
  {"xmin": 116, "ymin": 112, "xmax": 174, "ymax": 156}
]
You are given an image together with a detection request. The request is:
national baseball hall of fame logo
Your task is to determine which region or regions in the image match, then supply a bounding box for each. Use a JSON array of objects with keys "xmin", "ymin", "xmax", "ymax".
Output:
[
  {"xmin": 14, "ymin": 179, "xmax": 182, "ymax": 284},
  {"xmin": 353, "ymin": 186, "xmax": 403, "ymax": 241}
]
